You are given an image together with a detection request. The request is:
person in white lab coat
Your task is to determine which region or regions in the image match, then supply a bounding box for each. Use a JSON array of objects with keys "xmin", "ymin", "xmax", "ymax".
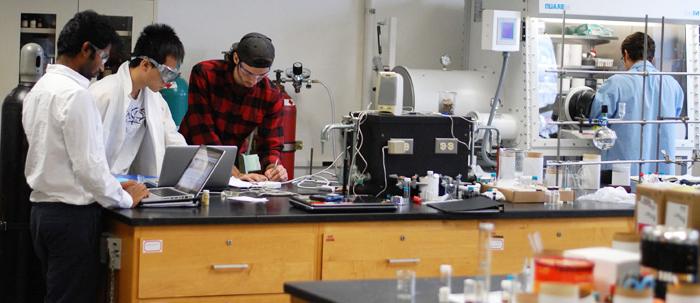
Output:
[
  {"xmin": 89, "ymin": 24, "xmax": 186, "ymax": 177},
  {"xmin": 22, "ymin": 11, "xmax": 149, "ymax": 302}
]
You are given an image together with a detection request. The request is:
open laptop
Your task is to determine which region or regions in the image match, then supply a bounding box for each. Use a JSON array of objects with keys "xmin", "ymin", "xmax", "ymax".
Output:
[
  {"xmin": 141, "ymin": 146, "xmax": 224, "ymax": 204},
  {"xmin": 158, "ymin": 145, "xmax": 238, "ymax": 190}
]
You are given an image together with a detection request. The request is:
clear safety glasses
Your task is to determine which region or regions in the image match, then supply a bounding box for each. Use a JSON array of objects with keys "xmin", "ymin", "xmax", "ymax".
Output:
[{"xmin": 132, "ymin": 56, "xmax": 181, "ymax": 83}]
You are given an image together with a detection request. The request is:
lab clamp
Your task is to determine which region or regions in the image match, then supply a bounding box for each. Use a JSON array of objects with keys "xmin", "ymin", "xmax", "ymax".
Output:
[{"xmin": 546, "ymin": 13, "xmax": 700, "ymax": 184}]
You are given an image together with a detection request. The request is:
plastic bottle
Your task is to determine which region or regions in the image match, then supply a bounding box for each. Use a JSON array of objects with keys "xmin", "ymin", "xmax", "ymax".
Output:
[
  {"xmin": 464, "ymin": 279, "xmax": 477, "ymax": 303},
  {"xmin": 402, "ymin": 177, "xmax": 411, "ymax": 204},
  {"xmin": 440, "ymin": 264, "xmax": 452, "ymax": 292},
  {"xmin": 438, "ymin": 286, "xmax": 450, "ymax": 303},
  {"xmin": 201, "ymin": 189, "xmax": 210, "ymax": 206},
  {"xmin": 501, "ymin": 279, "xmax": 513, "ymax": 303}
]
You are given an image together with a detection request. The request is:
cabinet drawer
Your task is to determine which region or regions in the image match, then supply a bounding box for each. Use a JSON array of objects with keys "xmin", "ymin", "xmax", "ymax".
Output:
[
  {"xmin": 140, "ymin": 294, "xmax": 290, "ymax": 303},
  {"xmin": 321, "ymin": 220, "xmax": 478, "ymax": 280},
  {"xmin": 488, "ymin": 217, "xmax": 634, "ymax": 275},
  {"xmin": 137, "ymin": 224, "xmax": 318, "ymax": 299}
]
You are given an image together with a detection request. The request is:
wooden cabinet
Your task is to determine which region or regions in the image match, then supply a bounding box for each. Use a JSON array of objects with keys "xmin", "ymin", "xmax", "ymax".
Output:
[
  {"xmin": 114, "ymin": 224, "xmax": 319, "ymax": 301},
  {"xmin": 139, "ymin": 294, "xmax": 290, "ymax": 303},
  {"xmin": 110, "ymin": 216, "xmax": 632, "ymax": 302},
  {"xmin": 488, "ymin": 217, "xmax": 635, "ymax": 275},
  {"xmin": 320, "ymin": 220, "xmax": 479, "ymax": 280}
]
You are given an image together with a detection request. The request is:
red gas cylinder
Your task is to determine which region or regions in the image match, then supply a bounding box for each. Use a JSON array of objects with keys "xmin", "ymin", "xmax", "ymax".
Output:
[{"xmin": 280, "ymin": 96, "xmax": 298, "ymax": 179}]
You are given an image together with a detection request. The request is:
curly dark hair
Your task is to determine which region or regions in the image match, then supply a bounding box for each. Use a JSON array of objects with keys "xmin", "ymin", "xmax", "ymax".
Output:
[{"xmin": 57, "ymin": 10, "xmax": 119, "ymax": 58}]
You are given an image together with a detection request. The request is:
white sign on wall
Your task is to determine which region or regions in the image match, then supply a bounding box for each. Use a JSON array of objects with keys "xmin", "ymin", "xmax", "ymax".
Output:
[{"xmin": 536, "ymin": 0, "xmax": 700, "ymax": 22}]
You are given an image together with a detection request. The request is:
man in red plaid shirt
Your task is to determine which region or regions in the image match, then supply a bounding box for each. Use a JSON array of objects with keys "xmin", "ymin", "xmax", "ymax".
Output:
[{"xmin": 180, "ymin": 33, "xmax": 288, "ymax": 181}]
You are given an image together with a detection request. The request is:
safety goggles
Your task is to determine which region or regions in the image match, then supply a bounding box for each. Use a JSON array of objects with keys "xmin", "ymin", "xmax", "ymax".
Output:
[
  {"xmin": 238, "ymin": 62, "xmax": 269, "ymax": 80},
  {"xmin": 88, "ymin": 42, "xmax": 109, "ymax": 65},
  {"xmin": 132, "ymin": 56, "xmax": 181, "ymax": 83}
]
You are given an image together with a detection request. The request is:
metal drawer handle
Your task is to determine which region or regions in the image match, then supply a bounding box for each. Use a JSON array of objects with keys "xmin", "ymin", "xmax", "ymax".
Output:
[
  {"xmin": 387, "ymin": 258, "xmax": 421, "ymax": 264},
  {"xmin": 212, "ymin": 264, "xmax": 250, "ymax": 270}
]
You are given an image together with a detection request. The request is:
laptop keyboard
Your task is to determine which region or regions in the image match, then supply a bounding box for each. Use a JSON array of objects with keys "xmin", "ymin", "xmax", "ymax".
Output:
[{"xmin": 150, "ymin": 188, "xmax": 187, "ymax": 197}]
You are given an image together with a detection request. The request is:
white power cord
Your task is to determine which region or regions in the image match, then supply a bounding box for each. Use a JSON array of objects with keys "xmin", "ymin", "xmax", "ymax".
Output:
[
  {"xmin": 445, "ymin": 114, "xmax": 470, "ymax": 149},
  {"xmin": 375, "ymin": 146, "xmax": 389, "ymax": 198},
  {"xmin": 282, "ymin": 150, "xmax": 346, "ymax": 190}
]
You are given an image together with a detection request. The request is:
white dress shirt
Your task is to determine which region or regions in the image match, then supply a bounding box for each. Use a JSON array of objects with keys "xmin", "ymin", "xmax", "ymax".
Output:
[{"xmin": 22, "ymin": 64, "xmax": 134, "ymax": 208}]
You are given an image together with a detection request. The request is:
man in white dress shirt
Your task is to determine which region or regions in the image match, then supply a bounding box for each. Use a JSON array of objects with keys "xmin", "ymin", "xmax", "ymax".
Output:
[
  {"xmin": 22, "ymin": 11, "xmax": 149, "ymax": 302},
  {"xmin": 89, "ymin": 24, "xmax": 187, "ymax": 177}
]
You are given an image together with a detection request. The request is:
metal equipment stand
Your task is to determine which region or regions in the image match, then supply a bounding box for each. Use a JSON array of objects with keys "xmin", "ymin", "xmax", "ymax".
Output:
[{"xmin": 548, "ymin": 12, "xmax": 700, "ymax": 185}]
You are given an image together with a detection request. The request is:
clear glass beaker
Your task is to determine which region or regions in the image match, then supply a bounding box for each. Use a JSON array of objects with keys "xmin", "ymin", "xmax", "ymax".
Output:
[
  {"xmin": 438, "ymin": 91, "xmax": 456, "ymax": 115},
  {"xmin": 396, "ymin": 269, "xmax": 416, "ymax": 302}
]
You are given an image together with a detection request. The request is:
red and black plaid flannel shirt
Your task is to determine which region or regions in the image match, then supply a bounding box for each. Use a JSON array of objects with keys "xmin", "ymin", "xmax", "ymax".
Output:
[{"xmin": 179, "ymin": 60, "xmax": 283, "ymax": 168}]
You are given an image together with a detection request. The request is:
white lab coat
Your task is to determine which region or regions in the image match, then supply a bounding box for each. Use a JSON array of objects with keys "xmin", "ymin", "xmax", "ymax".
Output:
[{"xmin": 89, "ymin": 62, "xmax": 186, "ymax": 177}]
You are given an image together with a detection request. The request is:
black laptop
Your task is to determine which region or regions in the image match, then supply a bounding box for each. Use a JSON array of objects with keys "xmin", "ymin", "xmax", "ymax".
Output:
[{"xmin": 289, "ymin": 195, "xmax": 398, "ymax": 213}]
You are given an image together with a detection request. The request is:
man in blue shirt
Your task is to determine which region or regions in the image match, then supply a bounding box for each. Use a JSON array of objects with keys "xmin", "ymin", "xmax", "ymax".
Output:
[{"xmin": 589, "ymin": 32, "xmax": 684, "ymax": 176}]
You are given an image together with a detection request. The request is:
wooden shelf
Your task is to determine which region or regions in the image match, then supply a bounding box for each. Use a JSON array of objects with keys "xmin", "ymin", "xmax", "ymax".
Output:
[
  {"xmin": 545, "ymin": 34, "xmax": 618, "ymax": 46},
  {"xmin": 20, "ymin": 27, "xmax": 56, "ymax": 35}
]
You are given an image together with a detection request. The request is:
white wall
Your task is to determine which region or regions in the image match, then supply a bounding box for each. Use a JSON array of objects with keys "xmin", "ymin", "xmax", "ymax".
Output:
[
  {"xmin": 156, "ymin": 0, "xmax": 466, "ymax": 166},
  {"xmin": 375, "ymin": 0, "xmax": 466, "ymax": 70}
]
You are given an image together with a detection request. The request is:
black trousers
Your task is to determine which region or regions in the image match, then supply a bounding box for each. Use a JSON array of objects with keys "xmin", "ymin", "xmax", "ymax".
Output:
[{"xmin": 30, "ymin": 202, "xmax": 102, "ymax": 303}]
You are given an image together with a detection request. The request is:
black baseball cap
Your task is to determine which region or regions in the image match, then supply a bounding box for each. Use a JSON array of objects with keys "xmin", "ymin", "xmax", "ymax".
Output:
[{"xmin": 235, "ymin": 32, "xmax": 275, "ymax": 68}]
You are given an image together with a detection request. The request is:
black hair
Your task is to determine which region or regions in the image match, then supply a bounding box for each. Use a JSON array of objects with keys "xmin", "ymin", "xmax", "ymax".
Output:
[
  {"xmin": 621, "ymin": 32, "xmax": 655, "ymax": 62},
  {"xmin": 130, "ymin": 23, "xmax": 185, "ymax": 68},
  {"xmin": 57, "ymin": 10, "xmax": 119, "ymax": 58}
]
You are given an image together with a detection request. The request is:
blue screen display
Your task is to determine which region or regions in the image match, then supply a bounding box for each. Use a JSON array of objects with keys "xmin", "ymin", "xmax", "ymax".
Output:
[{"xmin": 500, "ymin": 20, "xmax": 514, "ymax": 40}]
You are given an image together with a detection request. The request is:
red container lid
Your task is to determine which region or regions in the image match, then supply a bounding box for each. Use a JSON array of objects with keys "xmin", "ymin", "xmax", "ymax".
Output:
[{"xmin": 535, "ymin": 256, "xmax": 594, "ymax": 272}]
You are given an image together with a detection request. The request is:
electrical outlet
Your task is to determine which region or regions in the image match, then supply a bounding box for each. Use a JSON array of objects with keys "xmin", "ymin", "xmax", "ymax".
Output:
[
  {"xmin": 107, "ymin": 237, "xmax": 122, "ymax": 270},
  {"xmin": 387, "ymin": 138, "xmax": 414, "ymax": 155},
  {"xmin": 435, "ymin": 138, "xmax": 458, "ymax": 154}
]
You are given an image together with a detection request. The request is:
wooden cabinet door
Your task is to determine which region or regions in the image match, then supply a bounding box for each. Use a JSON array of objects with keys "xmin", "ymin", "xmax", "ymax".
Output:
[
  {"xmin": 487, "ymin": 217, "xmax": 634, "ymax": 274},
  {"xmin": 137, "ymin": 224, "xmax": 318, "ymax": 299},
  {"xmin": 321, "ymin": 220, "xmax": 478, "ymax": 280}
]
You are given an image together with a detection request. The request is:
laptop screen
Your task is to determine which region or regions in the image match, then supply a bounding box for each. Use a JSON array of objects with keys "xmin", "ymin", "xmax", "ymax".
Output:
[{"xmin": 174, "ymin": 146, "xmax": 224, "ymax": 194}]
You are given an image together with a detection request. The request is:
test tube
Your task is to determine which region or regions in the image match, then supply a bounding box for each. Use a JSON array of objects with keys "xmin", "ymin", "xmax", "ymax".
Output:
[{"xmin": 477, "ymin": 222, "xmax": 494, "ymax": 303}]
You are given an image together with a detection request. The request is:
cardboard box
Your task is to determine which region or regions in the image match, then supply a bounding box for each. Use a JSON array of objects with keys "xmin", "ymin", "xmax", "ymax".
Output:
[
  {"xmin": 482, "ymin": 184, "xmax": 574, "ymax": 203},
  {"xmin": 664, "ymin": 186, "xmax": 700, "ymax": 230},
  {"xmin": 563, "ymin": 247, "xmax": 640, "ymax": 302},
  {"xmin": 634, "ymin": 184, "xmax": 668, "ymax": 232}
]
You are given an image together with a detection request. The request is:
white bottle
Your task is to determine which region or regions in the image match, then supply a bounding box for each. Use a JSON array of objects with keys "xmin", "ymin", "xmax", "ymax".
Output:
[
  {"xmin": 439, "ymin": 264, "xmax": 452, "ymax": 292},
  {"xmin": 438, "ymin": 286, "xmax": 450, "ymax": 303}
]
